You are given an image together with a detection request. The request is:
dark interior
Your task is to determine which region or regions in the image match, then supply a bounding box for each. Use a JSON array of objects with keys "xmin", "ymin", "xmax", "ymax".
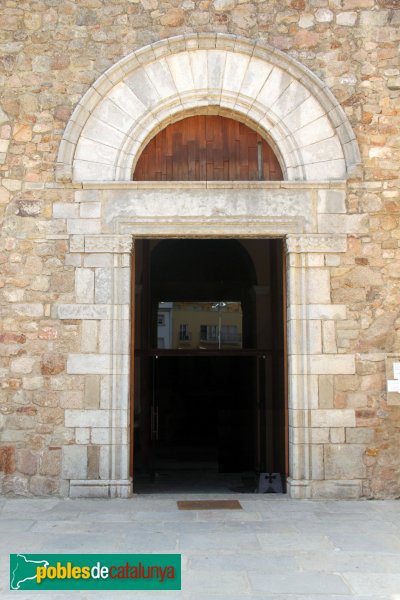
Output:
[
  {"xmin": 132, "ymin": 238, "xmax": 286, "ymax": 493},
  {"xmin": 152, "ymin": 356, "xmax": 256, "ymax": 473}
]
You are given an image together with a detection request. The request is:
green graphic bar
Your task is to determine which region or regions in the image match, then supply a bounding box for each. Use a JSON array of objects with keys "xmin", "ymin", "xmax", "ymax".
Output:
[{"xmin": 10, "ymin": 553, "xmax": 181, "ymax": 590}]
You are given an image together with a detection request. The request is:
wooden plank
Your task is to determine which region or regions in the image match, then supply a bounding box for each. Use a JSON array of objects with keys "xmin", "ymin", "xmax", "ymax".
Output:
[
  {"xmin": 188, "ymin": 140, "xmax": 196, "ymax": 180},
  {"xmin": 248, "ymin": 145, "xmax": 258, "ymax": 180},
  {"xmin": 199, "ymin": 147, "xmax": 207, "ymax": 180}
]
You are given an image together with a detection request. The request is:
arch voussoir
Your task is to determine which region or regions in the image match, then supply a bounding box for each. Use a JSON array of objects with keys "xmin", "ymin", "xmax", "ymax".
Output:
[{"xmin": 57, "ymin": 33, "xmax": 360, "ymax": 183}]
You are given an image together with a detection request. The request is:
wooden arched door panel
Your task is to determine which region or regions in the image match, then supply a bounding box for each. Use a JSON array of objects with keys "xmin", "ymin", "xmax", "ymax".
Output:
[{"xmin": 133, "ymin": 115, "xmax": 283, "ymax": 181}]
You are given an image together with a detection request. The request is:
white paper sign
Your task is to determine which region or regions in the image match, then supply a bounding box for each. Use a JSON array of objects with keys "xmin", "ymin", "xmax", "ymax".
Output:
[
  {"xmin": 393, "ymin": 363, "xmax": 400, "ymax": 379},
  {"xmin": 387, "ymin": 379, "xmax": 400, "ymax": 393}
]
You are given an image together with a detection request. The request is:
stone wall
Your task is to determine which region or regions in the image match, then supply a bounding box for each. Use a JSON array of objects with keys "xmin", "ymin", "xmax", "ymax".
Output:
[{"xmin": 0, "ymin": 0, "xmax": 399, "ymax": 497}]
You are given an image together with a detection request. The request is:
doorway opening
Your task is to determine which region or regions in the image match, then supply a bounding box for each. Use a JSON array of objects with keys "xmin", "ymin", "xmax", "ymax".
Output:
[{"xmin": 132, "ymin": 239, "xmax": 287, "ymax": 493}]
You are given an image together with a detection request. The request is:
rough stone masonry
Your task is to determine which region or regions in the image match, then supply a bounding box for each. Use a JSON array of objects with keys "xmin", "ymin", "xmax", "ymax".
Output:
[{"xmin": 0, "ymin": 0, "xmax": 399, "ymax": 498}]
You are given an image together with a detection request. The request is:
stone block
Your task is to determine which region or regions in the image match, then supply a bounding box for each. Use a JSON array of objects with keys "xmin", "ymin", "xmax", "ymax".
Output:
[
  {"xmin": 289, "ymin": 442, "xmax": 308, "ymax": 480},
  {"xmin": 290, "ymin": 354, "xmax": 355, "ymax": 375},
  {"xmin": 311, "ymin": 444, "xmax": 324, "ymax": 479},
  {"xmin": 61, "ymin": 445, "xmax": 87, "ymax": 479},
  {"xmin": 87, "ymin": 445, "xmax": 100, "ymax": 479},
  {"xmin": 322, "ymin": 321, "xmax": 337, "ymax": 353},
  {"xmin": 74, "ymin": 160, "xmax": 115, "ymax": 181},
  {"xmin": 16, "ymin": 449, "xmax": 38, "ymax": 475},
  {"xmin": 79, "ymin": 202, "xmax": 101, "ymax": 218},
  {"xmin": 143, "ymin": 59, "xmax": 177, "ymax": 100},
  {"xmin": 65, "ymin": 409, "xmax": 109, "ymax": 428},
  {"xmin": 10, "ymin": 357, "xmax": 35, "ymax": 374},
  {"xmin": 22, "ymin": 376, "xmax": 44, "ymax": 390},
  {"xmin": 346, "ymin": 428, "xmax": 375, "ymax": 444},
  {"xmin": 309, "ymin": 354, "xmax": 355, "ymax": 375},
  {"xmin": 319, "ymin": 375, "xmax": 334, "ymax": 408},
  {"xmin": 325, "ymin": 255, "xmax": 341, "ymax": 267},
  {"xmin": 288, "ymin": 268, "xmax": 331, "ymax": 304},
  {"xmin": 14, "ymin": 304, "xmax": 44, "ymax": 317},
  {"xmin": 99, "ymin": 445, "xmax": 110, "ymax": 480},
  {"xmin": 41, "ymin": 353, "xmax": 65, "ymax": 376},
  {"xmin": 39, "ymin": 450, "xmax": 61, "ymax": 477},
  {"xmin": 67, "ymin": 219, "xmax": 101, "ymax": 235},
  {"xmin": 84, "ymin": 235, "xmax": 132, "ymax": 254},
  {"xmin": 270, "ymin": 80, "xmax": 310, "ymax": 121},
  {"xmin": 318, "ymin": 214, "xmax": 369, "ymax": 234},
  {"xmin": 288, "ymin": 319, "xmax": 322, "ymax": 355},
  {"xmin": 99, "ymin": 321, "xmax": 131, "ymax": 356},
  {"xmin": 305, "ymin": 269, "xmax": 331, "ymax": 304},
  {"xmin": 305, "ymin": 158, "xmax": 347, "ymax": 180},
  {"xmin": 288, "ymin": 304, "xmax": 347, "ymax": 321},
  {"xmin": 69, "ymin": 479, "xmax": 132, "ymax": 498},
  {"xmin": 222, "ymin": 52, "xmax": 250, "ymax": 95},
  {"xmin": 75, "ymin": 269, "xmax": 94, "ymax": 303},
  {"xmin": 29, "ymin": 476, "xmax": 59, "ymax": 496},
  {"xmin": 54, "ymin": 304, "xmax": 113, "ymax": 320},
  {"xmin": 83, "ymin": 254, "xmax": 114, "ymax": 268},
  {"xmin": 0, "ymin": 446, "xmax": 16, "ymax": 474},
  {"xmin": 311, "ymin": 409, "xmax": 356, "ymax": 428},
  {"xmin": 311, "ymin": 428, "xmax": 330, "ymax": 443},
  {"xmin": 311, "ymin": 480, "xmax": 362, "ymax": 499},
  {"xmin": 293, "ymin": 116, "xmax": 334, "ymax": 148},
  {"xmin": 67, "ymin": 353, "xmax": 128, "ymax": 375},
  {"xmin": 317, "ymin": 190, "xmax": 346, "ymax": 214},
  {"xmin": 75, "ymin": 428, "xmax": 90, "ymax": 444},
  {"xmin": 305, "ymin": 254, "xmax": 325, "ymax": 267},
  {"xmin": 59, "ymin": 391, "xmax": 83, "ymax": 409},
  {"xmin": 288, "ymin": 320, "xmax": 322, "ymax": 354},
  {"xmin": 53, "ymin": 203, "xmax": 79, "ymax": 219},
  {"xmin": 95, "ymin": 268, "xmax": 112, "ymax": 304},
  {"xmin": 3, "ymin": 288, "xmax": 25, "ymax": 302},
  {"xmin": 91, "ymin": 428, "xmax": 110, "ymax": 445},
  {"xmin": 81, "ymin": 320, "xmax": 98, "ymax": 353},
  {"xmin": 289, "ymin": 409, "xmax": 309, "ymax": 428},
  {"xmin": 70, "ymin": 235, "xmax": 85, "ymax": 253},
  {"xmin": 330, "ymin": 427, "xmax": 345, "ymax": 443},
  {"xmin": 290, "ymin": 374, "xmax": 319, "ymax": 409},
  {"xmin": 360, "ymin": 9, "xmax": 389, "ymax": 26},
  {"xmin": 336, "ymin": 11, "xmax": 357, "ymax": 26},
  {"xmin": 324, "ymin": 444, "xmax": 366, "ymax": 479},
  {"xmin": 84, "ymin": 375, "xmax": 100, "ymax": 409},
  {"xmin": 108, "ymin": 77, "xmax": 147, "ymax": 119}
]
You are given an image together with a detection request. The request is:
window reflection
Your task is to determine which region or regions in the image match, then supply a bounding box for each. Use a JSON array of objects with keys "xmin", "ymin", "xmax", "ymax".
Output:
[{"xmin": 156, "ymin": 301, "xmax": 242, "ymax": 350}]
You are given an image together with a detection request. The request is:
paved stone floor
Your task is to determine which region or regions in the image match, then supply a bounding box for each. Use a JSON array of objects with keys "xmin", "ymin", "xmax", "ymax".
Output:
[{"xmin": 1, "ymin": 494, "xmax": 400, "ymax": 599}]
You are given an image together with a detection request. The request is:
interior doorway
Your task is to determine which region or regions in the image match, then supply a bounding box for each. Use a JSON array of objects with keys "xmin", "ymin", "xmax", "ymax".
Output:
[{"xmin": 132, "ymin": 239, "xmax": 287, "ymax": 493}]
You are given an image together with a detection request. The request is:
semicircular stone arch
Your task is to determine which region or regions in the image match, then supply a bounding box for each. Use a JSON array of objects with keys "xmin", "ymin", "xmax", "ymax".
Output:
[{"xmin": 57, "ymin": 33, "xmax": 360, "ymax": 183}]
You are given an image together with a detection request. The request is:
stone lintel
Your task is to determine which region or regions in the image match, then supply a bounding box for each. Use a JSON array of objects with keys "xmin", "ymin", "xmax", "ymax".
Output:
[{"xmin": 117, "ymin": 217, "xmax": 303, "ymax": 237}]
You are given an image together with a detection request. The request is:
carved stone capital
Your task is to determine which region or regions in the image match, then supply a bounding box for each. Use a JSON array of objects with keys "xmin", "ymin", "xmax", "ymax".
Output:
[{"xmin": 286, "ymin": 234, "xmax": 347, "ymax": 254}]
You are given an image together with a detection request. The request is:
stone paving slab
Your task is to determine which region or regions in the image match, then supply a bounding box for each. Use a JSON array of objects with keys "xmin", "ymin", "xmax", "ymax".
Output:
[{"xmin": 1, "ymin": 496, "xmax": 400, "ymax": 599}]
